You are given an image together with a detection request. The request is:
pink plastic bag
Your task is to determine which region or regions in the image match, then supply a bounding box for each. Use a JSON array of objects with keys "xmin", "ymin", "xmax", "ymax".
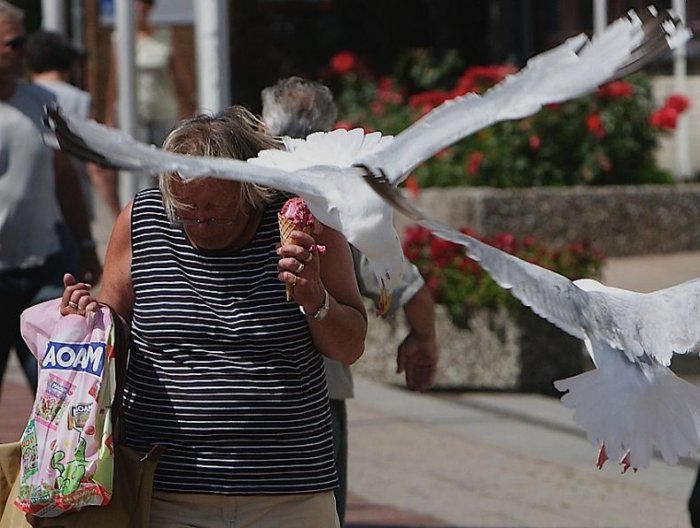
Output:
[{"xmin": 14, "ymin": 299, "xmax": 117, "ymax": 518}]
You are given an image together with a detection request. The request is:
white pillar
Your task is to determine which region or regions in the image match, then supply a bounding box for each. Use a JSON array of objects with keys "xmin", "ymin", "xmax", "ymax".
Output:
[
  {"xmin": 194, "ymin": 0, "xmax": 230, "ymax": 114},
  {"xmin": 672, "ymin": 0, "xmax": 692, "ymax": 179},
  {"xmin": 114, "ymin": 0, "xmax": 138, "ymax": 201},
  {"xmin": 42, "ymin": 0, "xmax": 67, "ymax": 33},
  {"xmin": 593, "ymin": 0, "xmax": 607, "ymax": 36}
]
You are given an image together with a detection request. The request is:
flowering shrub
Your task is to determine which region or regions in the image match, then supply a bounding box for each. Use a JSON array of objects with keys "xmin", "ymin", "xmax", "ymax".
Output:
[
  {"xmin": 325, "ymin": 49, "xmax": 691, "ymax": 189},
  {"xmin": 403, "ymin": 225, "xmax": 605, "ymax": 322}
]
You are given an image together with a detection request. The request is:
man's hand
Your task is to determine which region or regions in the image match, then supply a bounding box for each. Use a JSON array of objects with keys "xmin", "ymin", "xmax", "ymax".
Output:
[
  {"xmin": 395, "ymin": 284, "xmax": 438, "ymax": 392},
  {"xmin": 396, "ymin": 329, "xmax": 438, "ymax": 392}
]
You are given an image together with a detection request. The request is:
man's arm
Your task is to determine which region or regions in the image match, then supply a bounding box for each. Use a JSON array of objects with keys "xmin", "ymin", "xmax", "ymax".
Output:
[
  {"xmin": 353, "ymin": 248, "xmax": 438, "ymax": 391},
  {"xmin": 54, "ymin": 150, "xmax": 102, "ymax": 284},
  {"xmin": 396, "ymin": 284, "xmax": 438, "ymax": 392}
]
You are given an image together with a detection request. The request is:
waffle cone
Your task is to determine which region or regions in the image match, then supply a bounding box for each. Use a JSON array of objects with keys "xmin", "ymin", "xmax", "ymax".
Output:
[{"xmin": 278, "ymin": 213, "xmax": 313, "ymax": 301}]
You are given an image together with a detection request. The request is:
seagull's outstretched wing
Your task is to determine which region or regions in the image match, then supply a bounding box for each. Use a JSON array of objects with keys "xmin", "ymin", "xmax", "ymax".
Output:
[
  {"xmin": 363, "ymin": 170, "xmax": 700, "ymax": 364},
  {"xmin": 356, "ymin": 7, "xmax": 691, "ymax": 184},
  {"xmin": 364, "ymin": 170, "xmax": 700, "ymax": 468}
]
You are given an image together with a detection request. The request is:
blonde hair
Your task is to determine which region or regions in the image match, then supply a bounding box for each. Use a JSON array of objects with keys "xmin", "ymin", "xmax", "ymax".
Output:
[{"xmin": 159, "ymin": 106, "xmax": 280, "ymax": 219}]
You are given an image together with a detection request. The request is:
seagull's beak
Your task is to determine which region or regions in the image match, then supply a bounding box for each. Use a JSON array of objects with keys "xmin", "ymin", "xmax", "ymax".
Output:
[{"xmin": 376, "ymin": 285, "xmax": 392, "ymax": 316}]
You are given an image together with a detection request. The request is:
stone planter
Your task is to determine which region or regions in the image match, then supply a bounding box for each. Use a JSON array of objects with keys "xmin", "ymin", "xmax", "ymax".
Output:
[
  {"xmin": 354, "ymin": 303, "xmax": 586, "ymax": 395},
  {"xmin": 394, "ymin": 183, "xmax": 700, "ymax": 257}
]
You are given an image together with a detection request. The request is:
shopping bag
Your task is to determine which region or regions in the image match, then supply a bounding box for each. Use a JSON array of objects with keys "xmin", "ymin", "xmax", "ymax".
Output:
[{"xmin": 13, "ymin": 299, "xmax": 117, "ymax": 517}]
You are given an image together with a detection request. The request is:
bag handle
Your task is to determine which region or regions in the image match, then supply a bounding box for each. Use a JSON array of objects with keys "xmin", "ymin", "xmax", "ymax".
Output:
[{"xmin": 108, "ymin": 308, "xmax": 131, "ymax": 446}]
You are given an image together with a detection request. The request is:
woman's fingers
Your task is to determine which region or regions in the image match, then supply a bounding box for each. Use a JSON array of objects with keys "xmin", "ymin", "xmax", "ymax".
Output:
[{"xmin": 61, "ymin": 273, "xmax": 97, "ymax": 316}]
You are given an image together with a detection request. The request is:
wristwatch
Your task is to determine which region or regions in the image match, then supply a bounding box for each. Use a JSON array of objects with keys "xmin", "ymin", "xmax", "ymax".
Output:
[{"xmin": 299, "ymin": 289, "xmax": 330, "ymax": 320}]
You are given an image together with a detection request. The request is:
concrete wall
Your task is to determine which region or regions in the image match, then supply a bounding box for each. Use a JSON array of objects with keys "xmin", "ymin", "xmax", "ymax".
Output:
[{"xmin": 394, "ymin": 183, "xmax": 700, "ymax": 257}]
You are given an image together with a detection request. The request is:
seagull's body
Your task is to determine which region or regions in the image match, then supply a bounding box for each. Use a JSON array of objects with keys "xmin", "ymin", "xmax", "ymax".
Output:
[{"xmin": 44, "ymin": 8, "xmax": 689, "ymax": 317}]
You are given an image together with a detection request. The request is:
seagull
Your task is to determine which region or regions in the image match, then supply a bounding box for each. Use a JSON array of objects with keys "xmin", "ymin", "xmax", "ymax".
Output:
[
  {"xmin": 363, "ymin": 166, "xmax": 700, "ymax": 471},
  {"xmin": 44, "ymin": 7, "xmax": 689, "ymax": 316}
]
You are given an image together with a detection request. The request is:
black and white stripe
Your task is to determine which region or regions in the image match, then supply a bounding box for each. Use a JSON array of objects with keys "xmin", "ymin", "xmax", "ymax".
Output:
[{"xmin": 122, "ymin": 189, "xmax": 337, "ymax": 494}]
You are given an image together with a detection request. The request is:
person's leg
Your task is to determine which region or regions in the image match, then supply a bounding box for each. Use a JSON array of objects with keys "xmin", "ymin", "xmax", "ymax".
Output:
[
  {"xmin": 237, "ymin": 491, "xmax": 339, "ymax": 528},
  {"xmin": 149, "ymin": 490, "xmax": 227, "ymax": 528},
  {"xmin": 0, "ymin": 267, "xmax": 40, "ymax": 396},
  {"xmin": 14, "ymin": 338, "xmax": 37, "ymax": 393},
  {"xmin": 329, "ymin": 398, "xmax": 348, "ymax": 526}
]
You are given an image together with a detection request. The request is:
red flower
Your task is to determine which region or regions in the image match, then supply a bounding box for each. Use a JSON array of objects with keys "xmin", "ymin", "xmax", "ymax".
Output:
[
  {"xmin": 650, "ymin": 106, "xmax": 679, "ymax": 130},
  {"xmin": 408, "ymin": 90, "xmax": 450, "ymax": 112},
  {"xmin": 597, "ymin": 80, "xmax": 634, "ymax": 99},
  {"xmin": 459, "ymin": 227, "xmax": 479, "ymax": 238},
  {"xmin": 490, "ymin": 233, "xmax": 517, "ymax": 254},
  {"xmin": 466, "ymin": 151, "xmax": 485, "ymax": 175},
  {"xmin": 403, "ymin": 225, "xmax": 432, "ymax": 247},
  {"xmin": 377, "ymin": 76, "xmax": 403, "ymax": 104},
  {"xmin": 371, "ymin": 100, "xmax": 385, "ymax": 117},
  {"xmin": 404, "ymin": 175, "xmax": 421, "ymax": 198},
  {"xmin": 435, "ymin": 147, "xmax": 454, "ymax": 160},
  {"xmin": 334, "ymin": 120, "xmax": 356, "ymax": 130},
  {"xmin": 459, "ymin": 258, "xmax": 480, "ymax": 275},
  {"xmin": 528, "ymin": 135, "xmax": 541, "ymax": 150},
  {"xmin": 430, "ymin": 238, "xmax": 462, "ymax": 268},
  {"xmin": 665, "ymin": 94, "xmax": 690, "ymax": 114},
  {"xmin": 426, "ymin": 276, "xmax": 442, "ymax": 297},
  {"xmin": 330, "ymin": 51, "xmax": 358, "ymax": 76},
  {"xmin": 586, "ymin": 113, "xmax": 606, "ymax": 138}
]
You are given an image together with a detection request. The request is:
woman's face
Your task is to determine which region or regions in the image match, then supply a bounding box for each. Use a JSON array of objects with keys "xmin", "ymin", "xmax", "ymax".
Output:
[{"xmin": 171, "ymin": 178, "xmax": 249, "ymax": 250}]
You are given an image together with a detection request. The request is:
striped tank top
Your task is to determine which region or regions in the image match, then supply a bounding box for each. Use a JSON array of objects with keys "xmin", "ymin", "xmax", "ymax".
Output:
[{"xmin": 122, "ymin": 188, "xmax": 337, "ymax": 495}]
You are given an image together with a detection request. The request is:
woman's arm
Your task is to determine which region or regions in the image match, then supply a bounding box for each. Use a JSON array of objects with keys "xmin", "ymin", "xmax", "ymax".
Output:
[
  {"xmin": 168, "ymin": 40, "xmax": 196, "ymax": 118},
  {"xmin": 96, "ymin": 202, "xmax": 135, "ymax": 322},
  {"xmin": 60, "ymin": 202, "xmax": 134, "ymax": 322},
  {"xmin": 278, "ymin": 225, "xmax": 367, "ymax": 365}
]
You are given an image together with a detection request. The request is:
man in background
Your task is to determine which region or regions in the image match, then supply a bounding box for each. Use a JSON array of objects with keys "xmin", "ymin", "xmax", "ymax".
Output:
[
  {"xmin": 262, "ymin": 75, "xmax": 439, "ymax": 525},
  {"xmin": 27, "ymin": 29, "xmax": 122, "ymax": 221},
  {"xmin": 0, "ymin": 2, "xmax": 101, "ymax": 397}
]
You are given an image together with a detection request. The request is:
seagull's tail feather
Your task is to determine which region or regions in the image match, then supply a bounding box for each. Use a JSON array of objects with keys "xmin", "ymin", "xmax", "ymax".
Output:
[
  {"xmin": 554, "ymin": 343, "xmax": 700, "ymax": 469},
  {"xmin": 44, "ymin": 104, "xmax": 125, "ymax": 169}
]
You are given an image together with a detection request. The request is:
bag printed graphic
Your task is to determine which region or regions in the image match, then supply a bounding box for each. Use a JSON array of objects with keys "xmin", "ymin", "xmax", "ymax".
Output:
[{"xmin": 13, "ymin": 299, "xmax": 117, "ymax": 517}]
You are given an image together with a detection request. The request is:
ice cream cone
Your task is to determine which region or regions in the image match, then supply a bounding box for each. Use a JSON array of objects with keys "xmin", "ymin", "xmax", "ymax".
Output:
[{"xmin": 278, "ymin": 213, "xmax": 312, "ymax": 301}]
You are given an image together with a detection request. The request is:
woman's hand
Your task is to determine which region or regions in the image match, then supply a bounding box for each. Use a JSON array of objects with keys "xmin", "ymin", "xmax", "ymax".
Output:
[
  {"xmin": 277, "ymin": 230, "xmax": 326, "ymax": 314},
  {"xmin": 60, "ymin": 273, "xmax": 99, "ymax": 316}
]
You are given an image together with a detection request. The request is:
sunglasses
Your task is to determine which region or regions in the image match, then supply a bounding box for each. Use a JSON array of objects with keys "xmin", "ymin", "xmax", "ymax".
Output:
[
  {"xmin": 173, "ymin": 215, "xmax": 237, "ymax": 227},
  {"xmin": 4, "ymin": 36, "xmax": 26, "ymax": 50}
]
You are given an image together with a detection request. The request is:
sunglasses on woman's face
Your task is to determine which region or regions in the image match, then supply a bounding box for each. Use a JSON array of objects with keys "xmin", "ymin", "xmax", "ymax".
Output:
[{"xmin": 3, "ymin": 36, "xmax": 26, "ymax": 50}]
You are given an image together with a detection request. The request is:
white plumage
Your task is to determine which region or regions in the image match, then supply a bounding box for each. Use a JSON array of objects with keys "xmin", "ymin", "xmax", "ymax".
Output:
[{"xmin": 44, "ymin": 7, "xmax": 689, "ymax": 319}]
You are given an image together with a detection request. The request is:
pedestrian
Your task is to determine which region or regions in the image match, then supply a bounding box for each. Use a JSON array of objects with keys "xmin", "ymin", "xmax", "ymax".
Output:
[
  {"xmin": 262, "ymin": 75, "xmax": 439, "ymax": 525},
  {"xmin": 105, "ymin": 0, "xmax": 196, "ymax": 148},
  {"xmin": 26, "ymin": 29, "xmax": 122, "ymax": 221},
  {"xmin": 0, "ymin": 2, "xmax": 101, "ymax": 396},
  {"xmin": 61, "ymin": 105, "xmax": 366, "ymax": 527}
]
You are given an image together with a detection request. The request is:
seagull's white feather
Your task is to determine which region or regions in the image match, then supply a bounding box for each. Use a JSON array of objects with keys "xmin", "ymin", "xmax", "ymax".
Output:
[
  {"xmin": 365, "ymin": 172, "xmax": 700, "ymax": 468},
  {"xmin": 250, "ymin": 128, "xmax": 393, "ymax": 171}
]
